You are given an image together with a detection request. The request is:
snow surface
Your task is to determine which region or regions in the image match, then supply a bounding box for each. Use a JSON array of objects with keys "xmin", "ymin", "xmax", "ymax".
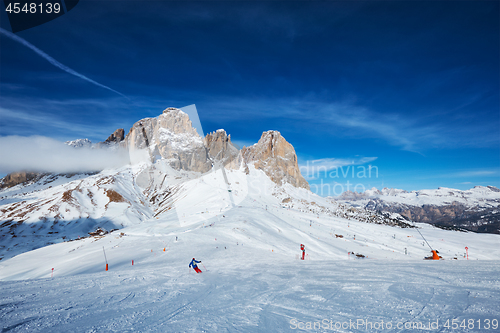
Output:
[
  {"xmin": 2, "ymin": 260, "xmax": 499, "ymax": 332},
  {"xmin": 1, "ymin": 164, "xmax": 500, "ymax": 331}
]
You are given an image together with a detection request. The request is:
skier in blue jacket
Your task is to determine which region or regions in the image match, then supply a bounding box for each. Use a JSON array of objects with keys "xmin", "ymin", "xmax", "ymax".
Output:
[{"xmin": 189, "ymin": 258, "xmax": 202, "ymax": 273}]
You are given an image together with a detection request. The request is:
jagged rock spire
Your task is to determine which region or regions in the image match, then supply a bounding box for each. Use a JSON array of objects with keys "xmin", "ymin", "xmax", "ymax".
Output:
[{"xmin": 242, "ymin": 130, "xmax": 309, "ymax": 189}]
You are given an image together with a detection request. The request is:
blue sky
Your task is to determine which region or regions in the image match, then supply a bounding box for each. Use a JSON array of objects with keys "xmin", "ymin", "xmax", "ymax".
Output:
[{"xmin": 0, "ymin": 1, "xmax": 498, "ymax": 194}]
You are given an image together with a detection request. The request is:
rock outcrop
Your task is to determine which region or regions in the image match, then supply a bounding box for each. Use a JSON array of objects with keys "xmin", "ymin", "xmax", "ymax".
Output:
[
  {"xmin": 92, "ymin": 128, "xmax": 126, "ymax": 149},
  {"xmin": 204, "ymin": 129, "xmax": 241, "ymax": 169},
  {"xmin": 123, "ymin": 113, "xmax": 309, "ymax": 188},
  {"xmin": 0, "ymin": 171, "xmax": 41, "ymax": 189},
  {"xmin": 125, "ymin": 117, "xmax": 156, "ymax": 151},
  {"xmin": 124, "ymin": 108, "xmax": 211, "ymax": 172},
  {"xmin": 103, "ymin": 128, "xmax": 125, "ymax": 144},
  {"xmin": 242, "ymin": 130, "xmax": 309, "ymax": 190}
]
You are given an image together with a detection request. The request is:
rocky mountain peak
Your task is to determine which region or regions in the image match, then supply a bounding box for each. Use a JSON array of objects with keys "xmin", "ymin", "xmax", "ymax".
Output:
[
  {"xmin": 40, "ymin": 109, "xmax": 310, "ymax": 189},
  {"xmin": 242, "ymin": 130, "xmax": 309, "ymax": 189},
  {"xmin": 104, "ymin": 128, "xmax": 125, "ymax": 144},
  {"xmin": 124, "ymin": 108, "xmax": 210, "ymax": 172},
  {"xmin": 65, "ymin": 138, "xmax": 92, "ymax": 148},
  {"xmin": 204, "ymin": 129, "xmax": 241, "ymax": 169},
  {"xmin": 0, "ymin": 171, "xmax": 41, "ymax": 190},
  {"xmin": 158, "ymin": 107, "xmax": 199, "ymax": 137},
  {"xmin": 487, "ymin": 186, "xmax": 500, "ymax": 192},
  {"xmin": 204, "ymin": 129, "xmax": 233, "ymax": 156}
]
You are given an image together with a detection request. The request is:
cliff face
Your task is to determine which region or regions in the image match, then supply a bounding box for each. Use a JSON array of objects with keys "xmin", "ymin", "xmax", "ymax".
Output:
[
  {"xmin": 0, "ymin": 171, "xmax": 41, "ymax": 189},
  {"xmin": 125, "ymin": 117, "xmax": 157, "ymax": 151},
  {"xmin": 124, "ymin": 110, "xmax": 309, "ymax": 189},
  {"xmin": 103, "ymin": 128, "xmax": 125, "ymax": 144},
  {"xmin": 242, "ymin": 130, "xmax": 309, "ymax": 190},
  {"xmin": 124, "ymin": 108, "xmax": 211, "ymax": 173},
  {"xmin": 204, "ymin": 129, "xmax": 241, "ymax": 169}
]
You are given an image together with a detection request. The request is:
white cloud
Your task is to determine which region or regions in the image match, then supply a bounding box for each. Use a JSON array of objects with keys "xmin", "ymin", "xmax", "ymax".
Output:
[
  {"xmin": 0, "ymin": 136, "xmax": 130, "ymax": 174},
  {"xmin": 0, "ymin": 107, "xmax": 89, "ymax": 132},
  {"xmin": 199, "ymin": 96, "xmax": 499, "ymax": 151},
  {"xmin": 452, "ymin": 170, "xmax": 498, "ymax": 178},
  {"xmin": 0, "ymin": 98, "xmax": 130, "ymax": 140}
]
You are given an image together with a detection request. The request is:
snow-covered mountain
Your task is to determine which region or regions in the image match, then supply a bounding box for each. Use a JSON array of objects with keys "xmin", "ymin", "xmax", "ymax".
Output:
[
  {"xmin": 1, "ymin": 107, "xmax": 499, "ymax": 269},
  {"xmin": 338, "ymin": 186, "xmax": 500, "ymax": 234},
  {"xmin": 0, "ymin": 108, "xmax": 309, "ymax": 262},
  {"xmin": 65, "ymin": 138, "xmax": 92, "ymax": 148},
  {"xmin": 0, "ymin": 144, "xmax": 409, "ymax": 263},
  {"xmin": 2, "ymin": 107, "xmax": 500, "ymax": 331},
  {"xmin": 65, "ymin": 129, "xmax": 125, "ymax": 150}
]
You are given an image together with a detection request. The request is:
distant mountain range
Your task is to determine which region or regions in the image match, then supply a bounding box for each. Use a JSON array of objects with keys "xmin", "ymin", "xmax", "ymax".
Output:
[{"xmin": 337, "ymin": 186, "xmax": 500, "ymax": 234}]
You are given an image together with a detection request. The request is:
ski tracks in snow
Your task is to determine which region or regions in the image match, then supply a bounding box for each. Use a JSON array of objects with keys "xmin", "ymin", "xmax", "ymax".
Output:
[{"xmin": 1, "ymin": 261, "xmax": 499, "ymax": 332}]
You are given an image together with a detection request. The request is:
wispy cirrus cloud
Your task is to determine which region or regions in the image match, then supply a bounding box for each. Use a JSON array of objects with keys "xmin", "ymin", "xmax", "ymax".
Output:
[
  {"xmin": 0, "ymin": 92, "xmax": 148, "ymax": 141},
  {"xmin": 196, "ymin": 96, "xmax": 498, "ymax": 152},
  {"xmin": 0, "ymin": 106, "xmax": 113, "ymax": 141},
  {"xmin": 450, "ymin": 170, "xmax": 498, "ymax": 178},
  {"xmin": 418, "ymin": 169, "xmax": 499, "ymax": 181}
]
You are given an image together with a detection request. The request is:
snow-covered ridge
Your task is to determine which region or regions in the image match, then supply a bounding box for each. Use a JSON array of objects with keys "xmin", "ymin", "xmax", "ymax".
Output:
[
  {"xmin": 0, "ymin": 166, "xmax": 152, "ymax": 261},
  {"xmin": 337, "ymin": 186, "xmax": 500, "ymax": 234},
  {"xmin": 65, "ymin": 138, "xmax": 92, "ymax": 148},
  {"xmin": 2, "ymin": 106, "xmax": 500, "ymax": 287},
  {"xmin": 339, "ymin": 186, "xmax": 500, "ymax": 208}
]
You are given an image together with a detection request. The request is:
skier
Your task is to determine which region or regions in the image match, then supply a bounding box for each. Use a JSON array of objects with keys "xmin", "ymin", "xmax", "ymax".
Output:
[
  {"xmin": 301, "ymin": 244, "xmax": 306, "ymax": 260},
  {"xmin": 189, "ymin": 258, "xmax": 202, "ymax": 273}
]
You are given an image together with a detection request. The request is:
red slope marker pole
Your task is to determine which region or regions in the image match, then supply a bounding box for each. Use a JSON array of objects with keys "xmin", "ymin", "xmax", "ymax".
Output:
[
  {"xmin": 465, "ymin": 246, "xmax": 469, "ymax": 260},
  {"xmin": 51, "ymin": 268, "xmax": 54, "ymax": 278},
  {"xmin": 103, "ymin": 246, "xmax": 109, "ymax": 271}
]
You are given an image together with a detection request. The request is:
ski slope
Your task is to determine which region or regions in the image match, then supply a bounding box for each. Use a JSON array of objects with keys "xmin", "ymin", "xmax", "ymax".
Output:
[
  {"xmin": 1, "ymin": 164, "xmax": 500, "ymax": 331},
  {"xmin": 1, "ymin": 259, "xmax": 499, "ymax": 332}
]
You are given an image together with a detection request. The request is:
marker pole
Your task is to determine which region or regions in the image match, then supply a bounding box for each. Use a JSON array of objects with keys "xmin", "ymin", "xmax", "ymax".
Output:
[{"xmin": 103, "ymin": 246, "xmax": 108, "ymax": 271}]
